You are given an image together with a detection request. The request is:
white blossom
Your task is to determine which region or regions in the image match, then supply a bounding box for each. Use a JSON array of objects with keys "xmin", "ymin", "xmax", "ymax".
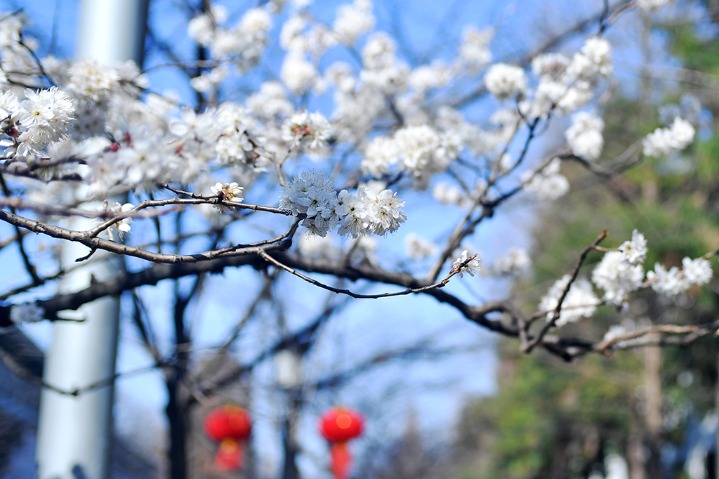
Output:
[
  {"xmin": 115, "ymin": 203, "xmax": 135, "ymax": 237},
  {"xmin": 190, "ymin": 66, "xmax": 228, "ymax": 93},
  {"xmin": 13, "ymin": 87, "xmax": 75, "ymax": 155},
  {"xmin": 362, "ymin": 32, "xmax": 396, "ymax": 70},
  {"xmin": 565, "ymin": 111, "xmax": 604, "ymax": 161},
  {"xmin": 283, "ymin": 111, "xmax": 331, "ymax": 150},
  {"xmin": 409, "ymin": 63, "xmax": 452, "ymax": 94},
  {"xmin": 247, "ymin": 81, "xmax": 294, "ymax": 119},
  {"xmin": 458, "ymin": 26, "xmax": 493, "ymax": 70},
  {"xmin": 591, "ymin": 252, "xmax": 644, "ymax": 305},
  {"xmin": 281, "ymin": 176, "xmax": 406, "ymax": 238},
  {"xmin": 337, "ymin": 185, "xmax": 407, "ymax": 237},
  {"xmin": 619, "ymin": 230, "xmax": 648, "ymax": 265},
  {"xmin": 682, "ymin": 257, "xmax": 712, "ymax": 286},
  {"xmin": 556, "ymin": 82, "xmax": 593, "ymax": 113},
  {"xmin": 642, "ymin": 117, "xmax": 695, "ymax": 157},
  {"xmin": 0, "ymin": 90, "xmax": 20, "ymax": 121},
  {"xmin": 72, "ymin": 97, "xmax": 107, "ymax": 138},
  {"xmin": 646, "ymin": 257, "xmax": 711, "ymax": 296},
  {"xmin": 240, "ymin": 8, "xmax": 272, "ymax": 37},
  {"xmin": 647, "ymin": 263, "xmax": 685, "ymax": 296},
  {"xmin": 114, "ymin": 127, "xmax": 175, "ymax": 189},
  {"xmin": 66, "ymin": 59, "xmax": 120, "ymax": 101},
  {"xmin": 0, "ymin": 12, "xmax": 24, "ymax": 49},
  {"xmin": 187, "ymin": 5, "xmax": 227, "ymax": 45},
  {"xmin": 100, "ymin": 202, "xmax": 135, "ymax": 241},
  {"xmin": 281, "ymin": 53, "xmax": 317, "ymax": 94},
  {"xmin": 280, "ymin": 170, "xmax": 341, "ymax": 237},
  {"xmin": 392, "ymin": 125, "xmax": 460, "ymax": 183},
  {"xmin": 522, "ymin": 158, "xmax": 569, "ymax": 200},
  {"xmin": 362, "ymin": 126, "xmax": 458, "ymax": 184},
  {"xmin": 569, "ymin": 37, "xmax": 613, "ymax": 81},
  {"xmin": 362, "ymin": 136, "xmax": 399, "ymax": 177},
  {"xmin": 333, "ymin": 0, "xmax": 375, "ymax": 44},
  {"xmin": 452, "ymin": 250, "xmax": 481, "ymax": 278},
  {"xmin": 540, "ymin": 275, "xmax": 598, "ymax": 326},
  {"xmin": 484, "ymin": 64, "xmax": 527, "ymax": 100}
]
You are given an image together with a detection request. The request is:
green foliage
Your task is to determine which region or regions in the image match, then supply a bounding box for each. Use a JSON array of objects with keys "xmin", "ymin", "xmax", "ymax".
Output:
[
  {"xmin": 668, "ymin": 22, "xmax": 719, "ymax": 73},
  {"xmin": 456, "ymin": 349, "xmax": 641, "ymax": 479}
]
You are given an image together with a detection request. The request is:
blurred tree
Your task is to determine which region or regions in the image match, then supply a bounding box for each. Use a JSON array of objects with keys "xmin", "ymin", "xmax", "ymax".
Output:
[{"xmin": 453, "ymin": 5, "xmax": 719, "ymax": 478}]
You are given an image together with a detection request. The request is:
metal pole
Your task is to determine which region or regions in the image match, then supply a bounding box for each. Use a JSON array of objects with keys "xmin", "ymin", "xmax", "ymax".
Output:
[{"xmin": 36, "ymin": 1, "xmax": 148, "ymax": 478}]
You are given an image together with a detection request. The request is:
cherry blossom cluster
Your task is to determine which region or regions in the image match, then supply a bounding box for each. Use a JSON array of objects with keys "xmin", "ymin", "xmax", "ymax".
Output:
[
  {"xmin": 337, "ymin": 184, "xmax": 406, "ymax": 237},
  {"xmin": 642, "ymin": 117, "xmax": 696, "ymax": 157},
  {"xmin": 282, "ymin": 111, "xmax": 332, "ymax": 151},
  {"xmin": 362, "ymin": 125, "xmax": 461, "ymax": 186},
  {"xmin": 0, "ymin": 88, "xmax": 75, "ymax": 159},
  {"xmin": 188, "ymin": 6, "xmax": 273, "ymax": 91},
  {"xmin": 540, "ymin": 275, "xmax": 598, "ymax": 326},
  {"xmin": 280, "ymin": 170, "xmax": 406, "ymax": 237},
  {"xmin": 484, "ymin": 35, "xmax": 613, "ymax": 122},
  {"xmin": 521, "ymin": 158, "xmax": 569, "ymax": 201},
  {"xmin": 565, "ymin": 112, "xmax": 604, "ymax": 161},
  {"xmin": 540, "ymin": 230, "xmax": 713, "ymax": 325}
]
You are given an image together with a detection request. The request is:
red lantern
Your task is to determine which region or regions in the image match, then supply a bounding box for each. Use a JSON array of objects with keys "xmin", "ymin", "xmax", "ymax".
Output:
[
  {"xmin": 319, "ymin": 407, "xmax": 364, "ymax": 479},
  {"xmin": 203, "ymin": 405, "xmax": 252, "ymax": 470}
]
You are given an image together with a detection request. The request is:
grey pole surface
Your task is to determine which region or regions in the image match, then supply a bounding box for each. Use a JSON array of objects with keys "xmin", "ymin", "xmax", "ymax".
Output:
[{"xmin": 36, "ymin": 1, "xmax": 148, "ymax": 478}]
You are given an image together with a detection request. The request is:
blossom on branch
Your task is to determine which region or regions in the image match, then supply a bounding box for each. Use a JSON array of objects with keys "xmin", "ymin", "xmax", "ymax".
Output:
[
  {"xmin": 591, "ymin": 252, "xmax": 644, "ymax": 306},
  {"xmin": 642, "ymin": 117, "xmax": 695, "ymax": 157},
  {"xmin": 569, "ymin": 37, "xmax": 613, "ymax": 82},
  {"xmin": 522, "ymin": 158, "xmax": 569, "ymax": 200},
  {"xmin": 646, "ymin": 257, "xmax": 712, "ymax": 296},
  {"xmin": 282, "ymin": 111, "xmax": 331, "ymax": 150},
  {"xmin": 280, "ymin": 170, "xmax": 341, "ymax": 237},
  {"xmin": 565, "ymin": 111, "xmax": 604, "ymax": 161},
  {"xmin": 618, "ymin": 229, "xmax": 648, "ymax": 265},
  {"xmin": 484, "ymin": 63, "xmax": 527, "ymax": 100},
  {"xmin": 337, "ymin": 184, "xmax": 407, "ymax": 237},
  {"xmin": 332, "ymin": 0, "xmax": 375, "ymax": 45},
  {"xmin": 540, "ymin": 275, "xmax": 598, "ymax": 326},
  {"xmin": 3, "ymin": 87, "xmax": 75, "ymax": 159},
  {"xmin": 452, "ymin": 250, "xmax": 481, "ymax": 278},
  {"xmin": 210, "ymin": 182, "xmax": 244, "ymax": 203}
]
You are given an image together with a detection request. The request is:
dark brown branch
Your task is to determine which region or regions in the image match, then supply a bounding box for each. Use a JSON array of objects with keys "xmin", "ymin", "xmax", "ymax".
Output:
[{"xmin": 0, "ymin": 208, "xmax": 296, "ymax": 264}]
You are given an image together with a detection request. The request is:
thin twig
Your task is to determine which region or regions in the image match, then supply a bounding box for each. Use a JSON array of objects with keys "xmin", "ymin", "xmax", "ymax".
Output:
[{"xmin": 259, "ymin": 251, "xmax": 456, "ymax": 299}]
